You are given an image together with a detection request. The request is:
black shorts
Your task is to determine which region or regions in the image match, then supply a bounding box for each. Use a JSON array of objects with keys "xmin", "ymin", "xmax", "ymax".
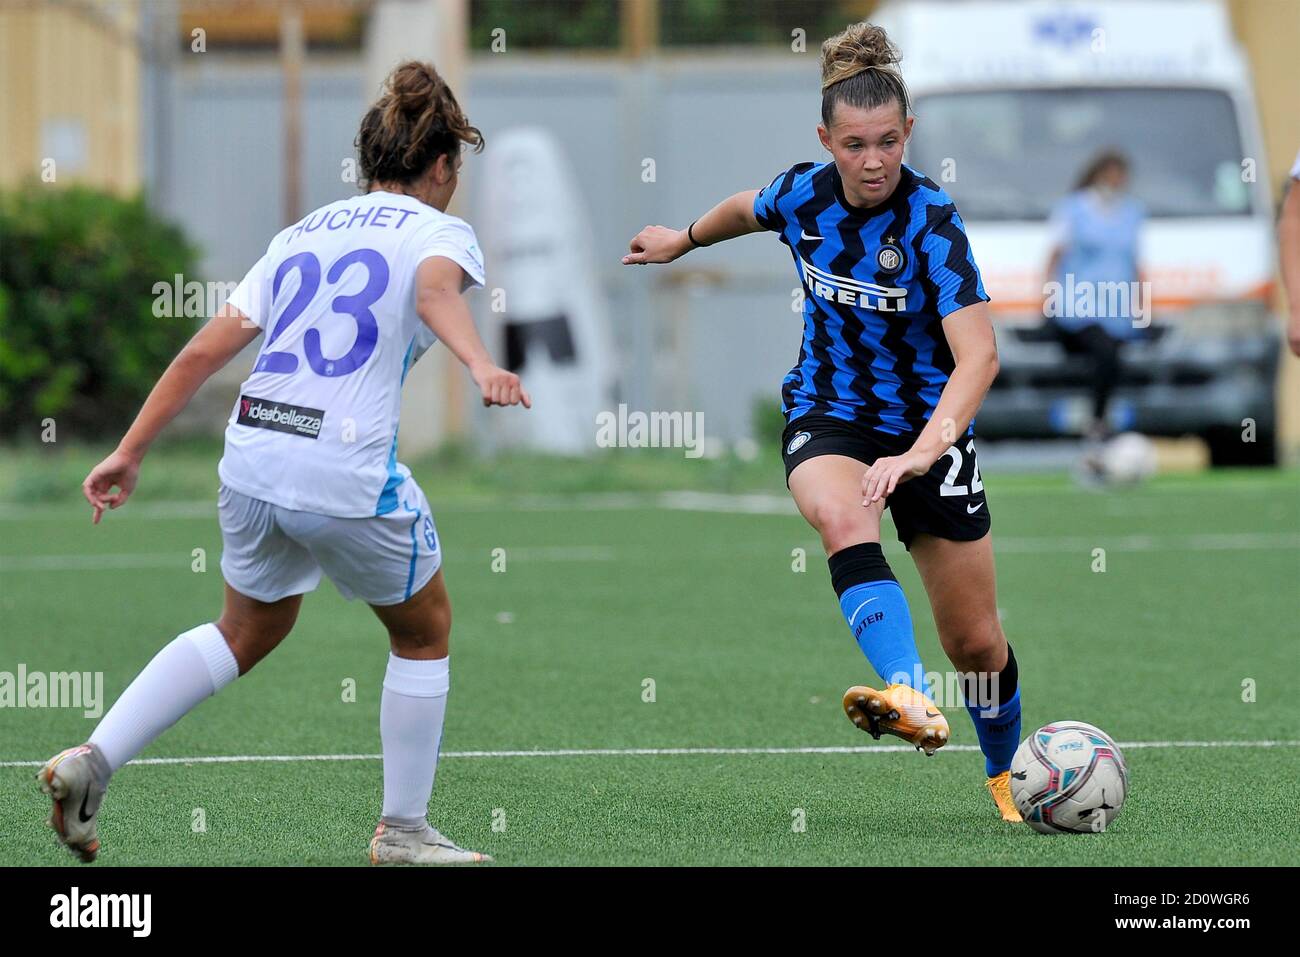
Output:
[{"xmin": 781, "ymin": 414, "xmax": 991, "ymax": 549}]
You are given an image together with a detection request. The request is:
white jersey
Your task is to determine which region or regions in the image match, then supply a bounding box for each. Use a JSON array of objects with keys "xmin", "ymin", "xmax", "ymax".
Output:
[{"xmin": 218, "ymin": 191, "xmax": 484, "ymax": 517}]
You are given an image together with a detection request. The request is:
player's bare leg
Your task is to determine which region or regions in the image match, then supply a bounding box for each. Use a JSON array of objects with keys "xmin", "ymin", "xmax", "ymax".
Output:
[
  {"xmin": 910, "ymin": 532, "xmax": 1022, "ymax": 820},
  {"xmin": 789, "ymin": 455, "xmax": 948, "ymax": 755},
  {"xmin": 366, "ymin": 570, "xmax": 490, "ymax": 865},
  {"xmin": 789, "ymin": 455, "xmax": 887, "ymax": 556},
  {"xmin": 38, "ymin": 586, "xmax": 302, "ymax": 861},
  {"xmin": 215, "ymin": 585, "xmax": 304, "ymax": 674}
]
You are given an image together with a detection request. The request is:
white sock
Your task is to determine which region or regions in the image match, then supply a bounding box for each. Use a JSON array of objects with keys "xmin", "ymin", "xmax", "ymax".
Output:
[
  {"xmin": 89, "ymin": 623, "xmax": 240, "ymax": 773},
  {"xmin": 380, "ymin": 653, "xmax": 450, "ymax": 826}
]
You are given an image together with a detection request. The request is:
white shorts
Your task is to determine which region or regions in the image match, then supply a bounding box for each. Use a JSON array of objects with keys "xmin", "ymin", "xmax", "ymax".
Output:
[{"xmin": 217, "ymin": 478, "xmax": 441, "ymax": 606}]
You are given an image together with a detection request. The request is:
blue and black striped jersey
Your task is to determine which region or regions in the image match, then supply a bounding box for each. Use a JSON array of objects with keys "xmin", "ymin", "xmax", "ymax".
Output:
[{"xmin": 754, "ymin": 162, "xmax": 988, "ymax": 436}]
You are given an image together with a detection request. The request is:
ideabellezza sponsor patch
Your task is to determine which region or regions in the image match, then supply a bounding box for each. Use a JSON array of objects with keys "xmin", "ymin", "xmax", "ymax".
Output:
[{"xmin": 236, "ymin": 395, "xmax": 324, "ymax": 439}]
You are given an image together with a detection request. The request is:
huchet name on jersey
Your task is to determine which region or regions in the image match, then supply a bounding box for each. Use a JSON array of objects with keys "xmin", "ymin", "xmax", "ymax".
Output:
[{"xmin": 285, "ymin": 203, "xmax": 423, "ymax": 243}]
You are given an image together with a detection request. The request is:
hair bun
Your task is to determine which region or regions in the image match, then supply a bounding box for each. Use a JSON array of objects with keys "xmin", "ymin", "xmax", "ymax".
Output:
[
  {"xmin": 821, "ymin": 22, "xmax": 901, "ymax": 92},
  {"xmin": 387, "ymin": 61, "xmax": 440, "ymax": 113},
  {"xmin": 356, "ymin": 59, "xmax": 483, "ymax": 189}
]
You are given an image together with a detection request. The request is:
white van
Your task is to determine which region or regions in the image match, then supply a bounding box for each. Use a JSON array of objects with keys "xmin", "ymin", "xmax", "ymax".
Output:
[{"xmin": 876, "ymin": 0, "xmax": 1280, "ymax": 464}]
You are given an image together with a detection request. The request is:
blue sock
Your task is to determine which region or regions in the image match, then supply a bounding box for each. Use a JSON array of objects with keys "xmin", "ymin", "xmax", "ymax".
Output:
[
  {"xmin": 962, "ymin": 644, "xmax": 1022, "ymax": 776},
  {"xmin": 829, "ymin": 543, "xmax": 925, "ymax": 692}
]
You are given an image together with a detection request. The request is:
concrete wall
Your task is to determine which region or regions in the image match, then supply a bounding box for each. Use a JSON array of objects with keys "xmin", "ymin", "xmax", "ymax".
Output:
[{"xmin": 155, "ymin": 51, "xmax": 828, "ymax": 446}]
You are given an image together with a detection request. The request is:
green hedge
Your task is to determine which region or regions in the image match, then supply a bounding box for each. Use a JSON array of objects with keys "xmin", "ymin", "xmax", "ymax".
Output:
[{"xmin": 0, "ymin": 185, "xmax": 199, "ymax": 441}]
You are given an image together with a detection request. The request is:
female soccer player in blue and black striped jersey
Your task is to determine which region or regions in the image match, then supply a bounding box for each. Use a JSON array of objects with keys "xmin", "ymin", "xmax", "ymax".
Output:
[{"xmin": 624, "ymin": 22, "xmax": 1024, "ymax": 821}]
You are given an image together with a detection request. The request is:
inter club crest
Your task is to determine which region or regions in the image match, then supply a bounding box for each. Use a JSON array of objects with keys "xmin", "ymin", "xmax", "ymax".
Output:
[{"xmin": 876, "ymin": 237, "xmax": 905, "ymax": 275}]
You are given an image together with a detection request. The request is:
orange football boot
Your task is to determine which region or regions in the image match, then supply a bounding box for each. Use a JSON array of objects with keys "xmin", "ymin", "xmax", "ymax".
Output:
[
  {"xmin": 985, "ymin": 770, "xmax": 1023, "ymax": 822},
  {"xmin": 843, "ymin": 683, "xmax": 950, "ymax": 756}
]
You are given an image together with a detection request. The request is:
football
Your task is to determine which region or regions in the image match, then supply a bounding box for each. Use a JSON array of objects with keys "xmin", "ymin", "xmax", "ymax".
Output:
[
  {"xmin": 1100, "ymin": 432, "xmax": 1158, "ymax": 485},
  {"xmin": 1010, "ymin": 721, "xmax": 1129, "ymax": 834}
]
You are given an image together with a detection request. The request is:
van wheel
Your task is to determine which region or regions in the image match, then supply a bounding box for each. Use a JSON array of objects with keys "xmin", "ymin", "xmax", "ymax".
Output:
[{"xmin": 1205, "ymin": 427, "xmax": 1277, "ymax": 467}]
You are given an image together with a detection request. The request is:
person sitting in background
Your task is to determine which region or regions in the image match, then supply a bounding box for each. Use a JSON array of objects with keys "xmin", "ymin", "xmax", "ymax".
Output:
[
  {"xmin": 1278, "ymin": 149, "xmax": 1300, "ymax": 357},
  {"xmin": 1043, "ymin": 151, "xmax": 1146, "ymax": 472}
]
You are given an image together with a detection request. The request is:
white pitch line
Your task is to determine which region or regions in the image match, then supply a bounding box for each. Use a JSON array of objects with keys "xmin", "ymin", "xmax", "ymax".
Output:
[
  {"xmin": 0, "ymin": 502, "xmax": 216, "ymax": 521},
  {"xmin": 503, "ymin": 545, "xmax": 619, "ymax": 562},
  {"xmin": 4, "ymin": 528, "xmax": 1296, "ymax": 573},
  {"xmin": 658, "ymin": 491, "xmax": 796, "ymax": 514},
  {"xmin": 2, "ymin": 740, "xmax": 1297, "ymax": 769},
  {"xmin": 0, "ymin": 546, "xmax": 621, "ymax": 573},
  {"xmin": 0, "ymin": 478, "xmax": 1290, "ymax": 523},
  {"xmin": 991, "ymin": 532, "xmax": 1300, "ymax": 554},
  {"xmin": 0, "ymin": 553, "xmax": 190, "ymax": 572}
]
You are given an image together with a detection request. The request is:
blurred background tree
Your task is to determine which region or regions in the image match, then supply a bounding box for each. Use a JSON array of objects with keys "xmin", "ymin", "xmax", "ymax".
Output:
[
  {"xmin": 467, "ymin": 0, "xmax": 856, "ymax": 49},
  {"xmin": 0, "ymin": 186, "xmax": 199, "ymax": 441},
  {"xmin": 470, "ymin": 0, "xmax": 621, "ymax": 49},
  {"xmin": 658, "ymin": 0, "xmax": 852, "ymax": 46}
]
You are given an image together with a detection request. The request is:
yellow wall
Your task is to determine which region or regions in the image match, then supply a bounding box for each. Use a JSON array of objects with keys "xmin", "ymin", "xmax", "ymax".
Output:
[
  {"xmin": 0, "ymin": 0, "xmax": 140, "ymax": 193},
  {"xmin": 1228, "ymin": 0, "xmax": 1300, "ymax": 455},
  {"xmin": 1229, "ymin": 0, "xmax": 1300, "ymax": 188}
]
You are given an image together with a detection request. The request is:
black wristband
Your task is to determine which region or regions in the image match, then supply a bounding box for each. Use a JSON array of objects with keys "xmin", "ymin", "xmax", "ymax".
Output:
[{"xmin": 687, "ymin": 220, "xmax": 711, "ymax": 248}]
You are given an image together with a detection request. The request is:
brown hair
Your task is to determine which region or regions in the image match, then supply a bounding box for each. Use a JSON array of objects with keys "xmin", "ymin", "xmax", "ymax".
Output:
[
  {"xmin": 820, "ymin": 22, "xmax": 910, "ymax": 127},
  {"xmin": 1075, "ymin": 150, "xmax": 1129, "ymax": 190},
  {"xmin": 355, "ymin": 60, "xmax": 483, "ymax": 188}
]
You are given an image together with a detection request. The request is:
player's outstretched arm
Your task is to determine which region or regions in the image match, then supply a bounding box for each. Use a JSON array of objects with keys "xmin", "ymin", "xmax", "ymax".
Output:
[
  {"xmin": 863, "ymin": 301, "xmax": 999, "ymax": 503},
  {"xmin": 622, "ymin": 189, "xmax": 762, "ymax": 265},
  {"xmin": 83, "ymin": 305, "xmax": 261, "ymax": 523},
  {"xmin": 415, "ymin": 255, "xmax": 531, "ymax": 410}
]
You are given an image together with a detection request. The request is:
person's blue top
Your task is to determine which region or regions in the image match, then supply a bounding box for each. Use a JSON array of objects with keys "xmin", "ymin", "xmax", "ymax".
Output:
[{"xmin": 1048, "ymin": 189, "xmax": 1145, "ymax": 339}]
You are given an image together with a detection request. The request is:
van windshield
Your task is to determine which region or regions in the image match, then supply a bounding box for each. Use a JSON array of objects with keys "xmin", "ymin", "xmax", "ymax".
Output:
[{"xmin": 906, "ymin": 87, "xmax": 1253, "ymax": 221}]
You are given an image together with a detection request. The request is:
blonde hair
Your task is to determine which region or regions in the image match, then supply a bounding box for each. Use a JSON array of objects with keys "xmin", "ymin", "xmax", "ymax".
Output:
[
  {"xmin": 356, "ymin": 60, "xmax": 483, "ymax": 188},
  {"xmin": 819, "ymin": 22, "xmax": 910, "ymax": 126}
]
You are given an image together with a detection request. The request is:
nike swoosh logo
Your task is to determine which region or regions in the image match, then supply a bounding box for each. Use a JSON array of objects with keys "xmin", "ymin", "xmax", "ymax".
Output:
[
  {"xmin": 848, "ymin": 597, "xmax": 879, "ymax": 626},
  {"xmin": 966, "ymin": 502, "xmax": 983, "ymax": 514},
  {"xmin": 800, "ymin": 230, "xmax": 822, "ymax": 241},
  {"xmin": 78, "ymin": 789, "xmax": 95, "ymax": 824},
  {"xmin": 925, "ymin": 710, "xmax": 940, "ymax": 718}
]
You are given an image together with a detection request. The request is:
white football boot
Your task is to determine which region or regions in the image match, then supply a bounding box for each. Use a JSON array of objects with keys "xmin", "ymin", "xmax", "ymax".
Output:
[
  {"xmin": 37, "ymin": 744, "xmax": 109, "ymax": 862},
  {"xmin": 368, "ymin": 821, "xmax": 493, "ymax": 865}
]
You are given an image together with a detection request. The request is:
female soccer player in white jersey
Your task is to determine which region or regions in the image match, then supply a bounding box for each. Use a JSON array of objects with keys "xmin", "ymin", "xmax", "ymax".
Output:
[
  {"xmin": 623, "ymin": 23, "xmax": 1025, "ymax": 821},
  {"xmin": 37, "ymin": 62, "xmax": 527, "ymax": 864}
]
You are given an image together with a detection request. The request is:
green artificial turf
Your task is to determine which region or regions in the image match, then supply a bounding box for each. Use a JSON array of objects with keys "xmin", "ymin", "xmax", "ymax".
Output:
[{"xmin": 1, "ymin": 464, "xmax": 1296, "ymax": 865}]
